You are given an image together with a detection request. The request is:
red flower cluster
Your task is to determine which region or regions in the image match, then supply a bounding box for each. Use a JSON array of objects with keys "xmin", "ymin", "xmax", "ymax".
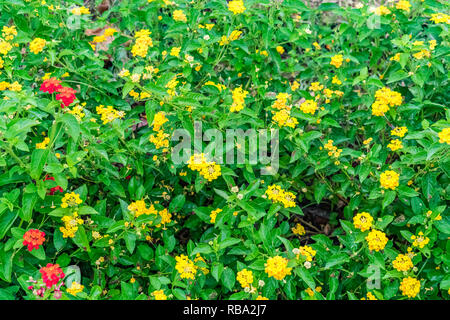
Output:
[
  {"xmin": 40, "ymin": 78, "xmax": 77, "ymax": 108},
  {"xmin": 40, "ymin": 263, "xmax": 65, "ymax": 288},
  {"xmin": 55, "ymin": 86, "xmax": 77, "ymax": 108},
  {"xmin": 40, "ymin": 77, "xmax": 62, "ymax": 94},
  {"xmin": 43, "ymin": 175, "xmax": 63, "ymax": 195},
  {"xmin": 23, "ymin": 229, "xmax": 46, "ymax": 251}
]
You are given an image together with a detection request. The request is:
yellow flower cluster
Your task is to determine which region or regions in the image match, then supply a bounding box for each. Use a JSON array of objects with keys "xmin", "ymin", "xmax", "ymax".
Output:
[
  {"xmin": 2, "ymin": 26, "xmax": 17, "ymax": 41},
  {"xmin": 271, "ymin": 93, "xmax": 297, "ymax": 128},
  {"xmin": 61, "ymin": 192, "xmax": 83, "ymax": 208},
  {"xmin": 374, "ymin": 6, "xmax": 391, "ymax": 16},
  {"xmin": 361, "ymin": 292, "xmax": 377, "ymax": 300},
  {"xmin": 204, "ymin": 81, "xmax": 226, "ymax": 92},
  {"xmin": 187, "ymin": 154, "xmax": 222, "ymax": 182},
  {"xmin": 265, "ymin": 256, "xmax": 292, "ymax": 280},
  {"xmin": 387, "ymin": 139, "xmax": 403, "ymax": 151},
  {"xmin": 67, "ymin": 281, "xmax": 84, "ymax": 295},
  {"xmin": 236, "ymin": 269, "xmax": 253, "ymax": 288},
  {"xmin": 353, "ymin": 212, "xmax": 373, "ymax": 232},
  {"xmin": 330, "ymin": 54, "xmax": 343, "ymax": 68},
  {"xmin": 399, "ymin": 277, "xmax": 420, "ymax": 298},
  {"xmin": 175, "ymin": 254, "xmax": 198, "ymax": 280},
  {"xmin": 396, "ymin": 0, "xmax": 411, "ymax": 12},
  {"xmin": 194, "ymin": 253, "xmax": 209, "ymax": 275},
  {"xmin": 152, "ymin": 290, "xmax": 167, "ymax": 300},
  {"xmin": 228, "ymin": 0, "xmax": 246, "ymax": 15},
  {"xmin": 299, "ymin": 99, "xmax": 318, "ymax": 114},
  {"xmin": 265, "ymin": 184, "xmax": 296, "ymax": 208},
  {"xmin": 60, "ymin": 212, "xmax": 84, "ymax": 238},
  {"xmin": 165, "ymin": 75, "xmax": 179, "ymax": 96},
  {"xmin": 0, "ymin": 81, "xmax": 21, "ymax": 91},
  {"xmin": 128, "ymin": 199, "xmax": 157, "ymax": 217},
  {"xmin": 157, "ymin": 208, "xmax": 172, "ymax": 227},
  {"xmin": 0, "ymin": 38, "xmax": 13, "ymax": 55},
  {"xmin": 96, "ymin": 105, "xmax": 125, "ymax": 124},
  {"xmin": 438, "ymin": 128, "xmax": 450, "ymax": 144},
  {"xmin": 71, "ymin": 6, "xmax": 90, "ymax": 15},
  {"xmin": 392, "ymin": 254, "xmax": 413, "ymax": 272},
  {"xmin": 219, "ymin": 30, "xmax": 242, "ymax": 46},
  {"xmin": 29, "ymin": 38, "xmax": 46, "ymax": 54},
  {"xmin": 210, "ymin": 208, "xmax": 222, "ymax": 224},
  {"xmin": 380, "ymin": 170, "xmax": 400, "ymax": 190},
  {"xmin": 292, "ymin": 223, "xmax": 305, "ymax": 236},
  {"xmin": 230, "ymin": 86, "xmax": 248, "ymax": 112},
  {"xmin": 371, "ymin": 87, "xmax": 403, "ymax": 116},
  {"xmin": 324, "ymin": 140, "xmax": 342, "ymax": 158},
  {"xmin": 309, "ymin": 82, "xmax": 323, "ymax": 92},
  {"xmin": 430, "ymin": 13, "xmax": 450, "ymax": 24},
  {"xmin": 149, "ymin": 130, "xmax": 170, "ymax": 149},
  {"xmin": 67, "ymin": 104, "xmax": 85, "ymax": 121},
  {"xmin": 365, "ymin": 229, "xmax": 388, "ymax": 252},
  {"xmin": 131, "ymin": 29, "xmax": 153, "ymax": 57},
  {"xmin": 272, "ymin": 109, "xmax": 298, "ymax": 128},
  {"xmin": 36, "ymin": 137, "xmax": 50, "ymax": 149},
  {"xmin": 413, "ymin": 49, "xmax": 430, "ymax": 60},
  {"xmin": 298, "ymin": 245, "xmax": 316, "ymax": 262},
  {"xmin": 276, "ymin": 46, "xmax": 284, "ymax": 54},
  {"xmin": 170, "ymin": 46, "xmax": 181, "ymax": 57},
  {"xmin": 391, "ymin": 126, "xmax": 408, "ymax": 138},
  {"xmin": 411, "ymin": 232, "xmax": 430, "ymax": 248},
  {"xmin": 173, "ymin": 10, "xmax": 187, "ymax": 22}
]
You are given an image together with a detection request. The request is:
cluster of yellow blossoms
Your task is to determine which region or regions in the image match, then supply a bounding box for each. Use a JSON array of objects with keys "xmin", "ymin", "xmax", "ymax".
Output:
[
  {"xmin": 411, "ymin": 231, "xmax": 430, "ymax": 249},
  {"xmin": 228, "ymin": 0, "xmax": 246, "ymax": 15},
  {"xmin": 323, "ymin": 140, "xmax": 342, "ymax": 159},
  {"xmin": 127, "ymin": 199, "xmax": 157, "ymax": 217},
  {"xmin": 152, "ymin": 290, "xmax": 167, "ymax": 300},
  {"xmin": 172, "ymin": 9, "xmax": 187, "ymax": 23},
  {"xmin": 66, "ymin": 281, "xmax": 84, "ymax": 295},
  {"xmin": 175, "ymin": 254, "xmax": 197, "ymax": 280},
  {"xmin": 0, "ymin": 81, "xmax": 21, "ymax": 91},
  {"xmin": 299, "ymin": 99, "xmax": 318, "ymax": 115},
  {"xmin": 210, "ymin": 208, "xmax": 222, "ymax": 224},
  {"xmin": 399, "ymin": 277, "xmax": 421, "ymax": 298},
  {"xmin": 365, "ymin": 229, "xmax": 389, "ymax": 252},
  {"xmin": 371, "ymin": 87, "xmax": 403, "ymax": 116},
  {"xmin": 96, "ymin": 105, "xmax": 125, "ymax": 124},
  {"xmin": 265, "ymin": 184, "xmax": 296, "ymax": 208},
  {"xmin": 291, "ymin": 223, "xmax": 305, "ymax": 236},
  {"xmin": 36, "ymin": 137, "xmax": 50, "ymax": 149},
  {"xmin": 430, "ymin": 13, "xmax": 450, "ymax": 24},
  {"xmin": 380, "ymin": 170, "xmax": 400, "ymax": 190},
  {"xmin": 230, "ymin": 86, "xmax": 248, "ymax": 112},
  {"xmin": 330, "ymin": 54, "xmax": 343, "ymax": 68},
  {"xmin": 387, "ymin": 139, "xmax": 403, "ymax": 151},
  {"xmin": 391, "ymin": 126, "xmax": 408, "ymax": 138},
  {"xmin": 71, "ymin": 6, "xmax": 90, "ymax": 15},
  {"xmin": 271, "ymin": 93, "xmax": 298, "ymax": 128},
  {"xmin": 219, "ymin": 30, "xmax": 242, "ymax": 46},
  {"xmin": 373, "ymin": 5, "xmax": 391, "ymax": 16},
  {"xmin": 361, "ymin": 292, "xmax": 377, "ymax": 300},
  {"xmin": 60, "ymin": 212, "xmax": 84, "ymax": 238},
  {"xmin": 353, "ymin": 212, "xmax": 373, "ymax": 232},
  {"xmin": 396, "ymin": 0, "xmax": 411, "ymax": 12},
  {"xmin": 67, "ymin": 104, "xmax": 86, "ymax": 121},
  {"xmin": 236, "ymin": 269, "xmax": 253, "ymax": 288},
  {"xmin": 392, "ymin": 254, "xmax": 413, "ymax": 272},
  {"xmin": 29, "ymin": 38, "xmax": 46, "ymax": 54},
  {"xmin": 298, "ymin": 245, "xmax": 316, "ymax": 262},
  {"xmin": 61, "ymin": 192, "xmax": 83, "ymax": 208},
  {"xmin": 149, "ymin": 111, "xmax": 170, "ymax": 150},
  {"xmin": 2, "ymin": 25, "xmax": 17, "ymax": 41},
  {"xmin": 187, "ymin": 153, "xmax": 222, "ymax": 182},
  {"xmin": 438, "ymin": 127, "xmax": 450, "ymax": 144},
  {"xmin": 131, "ymin": 29, "xmax": 153, "ymax": 57},
  {"xmin": 265, "ymin": 256, "xmax": 292, "ymax": 280}
]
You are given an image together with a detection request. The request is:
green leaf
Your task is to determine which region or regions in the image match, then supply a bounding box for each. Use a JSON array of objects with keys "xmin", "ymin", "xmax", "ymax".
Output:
[
  {"xmin": 60, "ymin": 113, "xmax": 80, "ymax": 142},
  {"xmin": 30, "ymin": 149, "xmax": 50, "ymax": 180}
]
